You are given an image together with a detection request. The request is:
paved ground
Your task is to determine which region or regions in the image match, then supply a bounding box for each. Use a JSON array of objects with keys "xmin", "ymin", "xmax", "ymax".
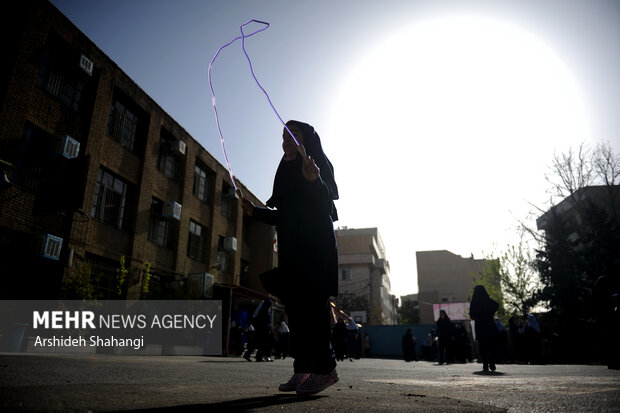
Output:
[{"xmin": 1, "ymin": 353, "xmax": 619, "ymax": 412}]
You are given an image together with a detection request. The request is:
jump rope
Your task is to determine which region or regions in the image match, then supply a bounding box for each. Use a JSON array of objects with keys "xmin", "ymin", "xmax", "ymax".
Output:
[{"xmin": 208, "ymin": 20, "xmax": 307, "ymax": 197}]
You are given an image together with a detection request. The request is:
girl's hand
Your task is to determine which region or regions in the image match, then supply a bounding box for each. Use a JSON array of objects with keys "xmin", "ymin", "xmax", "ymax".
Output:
[{"xmin": 302, "ymin": 156, "xmax": 320, "ymax": 182}]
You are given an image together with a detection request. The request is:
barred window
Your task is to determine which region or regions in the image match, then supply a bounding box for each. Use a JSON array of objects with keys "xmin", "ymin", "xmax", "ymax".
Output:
[
  {"xmin": 85, "ymin": 253, "xmax": 120, "ymax": 300},
  {"xmin": 157, "ymin": 128, "xmax": 180, "ymax": 180},
  {"xmin": 187, "ymin": 220, "xmax": 206, "ymax": 261},
  {"xmin": 193, "ymin": 162, "xmax": 213, "ymax": 202},
  {"xmin": 217, "ymin": 236, "xmax": 232, "ymax": 274},
  {"xmin": 35, "ymin": 32, "xmax": 86, "ymax": 112},
  {"xmin": 220, "ymin": 183, "xmax": 237, "ymax": 220},
  {"xmin": 106, "ymin": 100, "xmax": 138, "ymax": 152},
  {"xmin": 148, "ymin": 198, "xmax": 170, "ymax": 247},
  {"xmin": 91, "ymin": 168, "xmax": 131, "ymax": 229}
]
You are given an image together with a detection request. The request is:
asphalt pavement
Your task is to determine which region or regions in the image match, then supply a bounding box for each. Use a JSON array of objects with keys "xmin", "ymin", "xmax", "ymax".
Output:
[{"xmin": 1, "ymin": 353, "xmax": 619, "ymax": 412}]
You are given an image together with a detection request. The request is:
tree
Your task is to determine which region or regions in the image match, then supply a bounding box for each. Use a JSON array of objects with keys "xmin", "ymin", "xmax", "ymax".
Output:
[
  {"xmin": 498, "ymin": 233, "xmax": 543, "ymax": 319},
  {"xmin": 398, "ymin": 299, "xmax": 420, "ymax": 325},
  {"xmin": 60, "ymin": 260, "xmax": 99, "ymax": 300},
  {"xmin": 141, "ymin": 262, "xmax": 152, "ymax": 297},
  {"xmin": 115, "ymin": 255, "xmax": 128, "ymax": 297},
  {"xmin": 335, "ymin": 294, "xmax": 369, "ymax": 318},
  {"xmin": 534, "ymin": 209, "xmax": 583, "ymax": 320},
  {"xmin": 545, "ymin": 143, "xmax": 593, "ymax": 204},
  {"xmin": 543, "ymin": 142, "xmax": 619, "ymax": 215},
  {"xmin": 535, "ymin": 142, "xmax": 620, "ymax": 303},
  {"xmin": 529, "ymin": 142, "xmax": 620, "ymax": 361}
]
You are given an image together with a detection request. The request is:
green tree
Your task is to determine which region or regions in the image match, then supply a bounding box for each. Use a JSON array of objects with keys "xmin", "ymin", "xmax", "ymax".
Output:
[
  {"xmin": 534, "ymin": 210, "xmax": 582, "ymax": 319},
  {"xmin": 60, "ymin": 261, "xmax": 100, "ymax": 300},
  {"xmin": 498, "ymin": 234, "xmax": 543, "ymax": 319},
  {"xmin": 535, "ymin": 142, "xmax": 620, "ymax": 309},
  {"xmin": 529, "ymin": 142, "xmax": 620, "ymax": 361},
  {"xmin": 398, "ymin": 299, "xmax": 420, "ymax": 325},
  {"xmin": 115, "ymin": 255, "xmax": 128, "ymax": 297},
  {"xmin": 141, "ymin": 262, "xmax": 152, "ymax": 297}
]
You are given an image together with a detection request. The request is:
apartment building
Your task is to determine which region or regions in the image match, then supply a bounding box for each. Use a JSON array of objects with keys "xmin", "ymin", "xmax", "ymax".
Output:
[
  {"xmin": 335, "ymin": 227, "xmax": 398, "ymax": 325},
  {"xmin": 0, "ymin": 1, "xmax": 277, "ymax": 351}
]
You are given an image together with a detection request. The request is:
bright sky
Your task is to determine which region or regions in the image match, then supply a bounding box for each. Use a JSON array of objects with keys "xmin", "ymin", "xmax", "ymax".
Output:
[{"xmin": 51, "ymin": 0, "xmax": 620, "ymax": 297}]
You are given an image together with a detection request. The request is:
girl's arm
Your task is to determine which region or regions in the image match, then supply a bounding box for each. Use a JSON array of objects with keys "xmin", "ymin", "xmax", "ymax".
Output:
[
  {"xmin": 253, "ymin": 206, "xmax": 278, "ymax": 226},
  {"xmin": 242, "ymin": 198, "xmax": 278, "ymax": 225}
]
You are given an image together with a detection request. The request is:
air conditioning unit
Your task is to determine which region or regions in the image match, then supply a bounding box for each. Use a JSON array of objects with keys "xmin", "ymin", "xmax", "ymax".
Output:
[
  {"xmin": 79, "ymin": 54, "xmax": 93, "ymax": 76},
  {"xmin": 225, "ymin": 187, "xmax": 238, "ymax": 199},
  {"xmin": 162, "ymin": 201, "xmax": 182, "ymax": 220},
  {"xmin": 35, "ymin": 234, "xmax": 63, "ymax": 261},
  {"xmin": 171, "ymin": 140, "xmax": 186, "ymax": 155},
  {"xmin": 54, "ymin": 135, "xmax": 80, "ymax": 159},
  {"xmin": 223, "ymin": 236, "xmax": 237, "ymax": 252}
]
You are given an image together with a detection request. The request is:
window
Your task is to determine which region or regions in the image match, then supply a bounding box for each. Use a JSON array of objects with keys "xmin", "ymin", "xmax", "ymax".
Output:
[
  {"xmin": 157, "ymin": 128, "xmax": 180, "ymax": 179},
  {"xmin": 14, "ymin": 123, "xmax": 53, "ymax": 191},
  {"xmin": 106, "ymin": 99, "xmax": 138, "ymax": 152},
  {"xmin": 242, "ymin": 216, "xmax": 251, "ymax": 246},
  {"xmin": 91, "ymin": 168, "xmax": 131, "ymax": 229},
  {"xmin": 217, "ymin": 236, "xmax": 232, "ymax": 273},
  {"xmin": 36, "ymin": 32, "xmax": 86, "ymax": 112},
  {"xmin": 220, "ymin": 183, "xmax": 237, "ymax": 220},
  {"xmin": 85, "ymin": 253, "xmax": 120, "ymax": 300},
  {"xmin": 148, "ymin": 198, "xmax": 170, "ymax": 247},
  {"xmin": 187, "ymin": 220, "xmax": 206, "ymax": 261},
  {"xmin": 341, "ymin": 267, "xmax": 352, "ymax": 281},
  {"xmin": 240, "ymin": 259, "xmax": 250, "ymax": 284},
  {"xmin": 193, "ymin": 162, "xmax": 212, "ymax": 202}
]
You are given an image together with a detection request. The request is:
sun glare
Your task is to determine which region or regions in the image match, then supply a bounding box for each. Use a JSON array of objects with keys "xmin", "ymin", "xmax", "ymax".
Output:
[{"xmin": 324, "ymin": 15, "xmax": 590, "ymax": 294}]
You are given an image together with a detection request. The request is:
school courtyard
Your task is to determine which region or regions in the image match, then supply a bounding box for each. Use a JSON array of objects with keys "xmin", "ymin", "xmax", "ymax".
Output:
[{"xmin": 1, "ymin": 353, "xmax": 618, "ymax": 412}]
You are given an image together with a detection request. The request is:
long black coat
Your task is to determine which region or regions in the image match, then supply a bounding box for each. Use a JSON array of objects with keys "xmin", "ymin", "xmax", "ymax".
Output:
[
  {"xmin": 253, "ymin": 121, "xmax": 338, "ymax": 300},
  {"xmin": 436, "ymin": 316, "xmax": 454, "ymax": 340},
  {"xmin": 469, "ymin": 286, "xmax": 499, "ymax": 341}
]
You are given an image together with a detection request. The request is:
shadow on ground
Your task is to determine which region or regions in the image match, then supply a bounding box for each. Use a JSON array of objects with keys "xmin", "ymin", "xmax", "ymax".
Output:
[
  {"xmin": 472, "ymin": 370, "xmax": 506, "ymax": 376},
  {"xmin": 117, "ymin": 394, "xmax": 326, "ymax": 412}
]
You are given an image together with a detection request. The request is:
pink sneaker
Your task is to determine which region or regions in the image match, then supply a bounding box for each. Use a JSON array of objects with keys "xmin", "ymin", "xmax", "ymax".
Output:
[
  {"xmin": 278, "ymin": 373, "xmax": 310, "ymax": 392},
  {"xmin": 296, "ymin": 369, "xmax": 339, "ymax": 395}
]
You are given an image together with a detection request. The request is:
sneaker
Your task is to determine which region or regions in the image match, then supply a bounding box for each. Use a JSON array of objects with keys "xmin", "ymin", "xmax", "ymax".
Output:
[
  {"xmin": 279, "ymin": 373, "xmax": 310, "ymax": 392},
  {"xmin": 296, "ymin": 369, "xmax": 339, "ymax": 396}
]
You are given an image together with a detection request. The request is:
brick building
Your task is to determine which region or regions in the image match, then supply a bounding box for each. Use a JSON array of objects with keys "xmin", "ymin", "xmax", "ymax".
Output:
[{"xmin": 0, "ymin": 1, "xmax": 277, "ymax": 352}]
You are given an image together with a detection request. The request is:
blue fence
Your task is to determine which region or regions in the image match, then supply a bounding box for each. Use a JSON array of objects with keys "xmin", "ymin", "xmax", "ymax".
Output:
[{"xmin": 363, "ymin": 324, "xmax": 435, "ymax": 359}]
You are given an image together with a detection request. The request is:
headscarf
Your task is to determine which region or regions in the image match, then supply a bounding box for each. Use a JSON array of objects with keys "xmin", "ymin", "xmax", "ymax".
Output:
[
  {"xmin": 527, "ymin": 314, "xmax": 540, "ymax": 333},
  {"xmin": 469, "ymin": 285, "xmax": 499, "ymax": 320},
  {"xmin": 471, "ymin": 285, "xmax": 491, "ymax": 304},
  {"xmin": 266, "ymin": 120, "xmax": 339, "ymax": 221}
]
